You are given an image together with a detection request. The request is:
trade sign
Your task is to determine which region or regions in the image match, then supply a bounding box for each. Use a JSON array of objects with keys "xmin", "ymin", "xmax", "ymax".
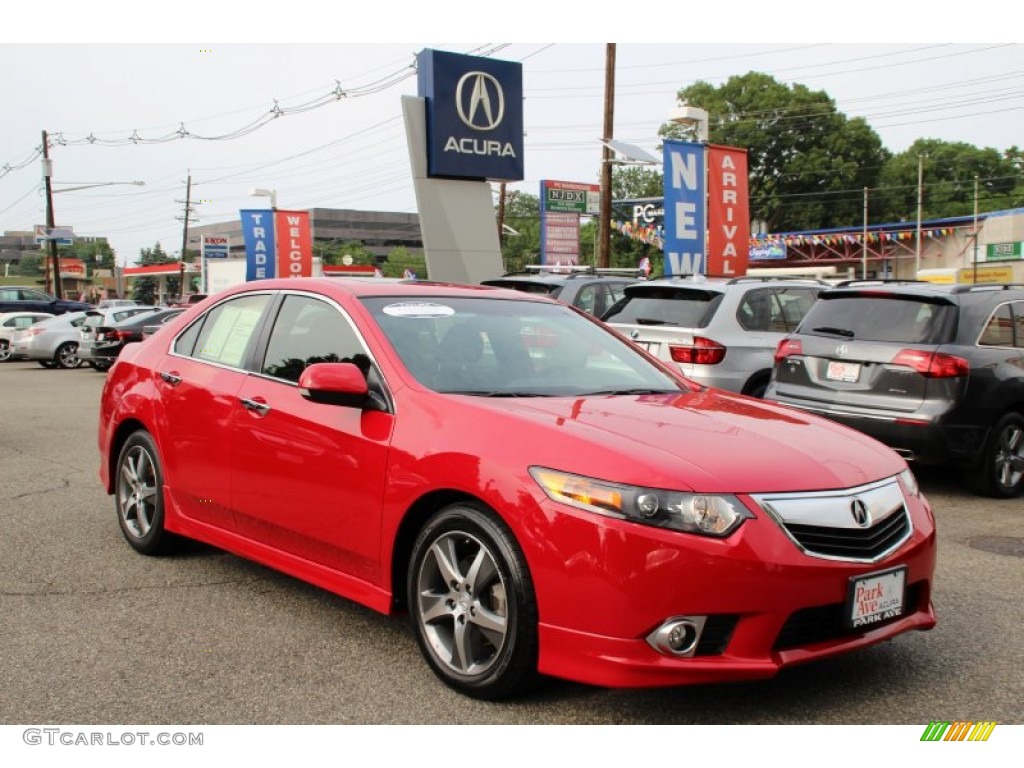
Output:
[
  {"xmin": 986, "ymin": 241, "xmax": 1022, "ymax": 261},
  {"xmin": 240, "ymin": 209, "xmax": 276, "ymax": 281},
  {"xmin": 662, "ymin": 139, "xmax": 706, "ymax": 276},
  {"xmin": 417, "ymin": 49, "xmax": 524, "ymax": 181}
]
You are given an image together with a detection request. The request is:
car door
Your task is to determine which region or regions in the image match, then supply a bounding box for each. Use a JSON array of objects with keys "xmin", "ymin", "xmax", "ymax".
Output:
[
  {"xmin": 156, "ymin": 292, "xmax": 274, "ymax": 531},
  {"xmin": 230, "ymin": 293, "xmax": 394, "ymax": 581}
]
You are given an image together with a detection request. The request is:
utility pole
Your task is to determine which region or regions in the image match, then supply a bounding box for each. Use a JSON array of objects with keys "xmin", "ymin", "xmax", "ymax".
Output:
[
  {"xmin": 972, "ymin": 175, "xmax": 980, "ymax": 284},
  {"xmin": 597, "ymin": 43, "xmax": 616, "ymax": 269},
  {"xmin": 176, "ymin": 172, "xmax": 194, "ymax": 301},
  {"xmin": 915, "ymin": 154, "xmax": 926, "ymax": 277},
  {"xmin": 862, "ymin": 187, "xmax": 868, "ymax": 280},
  {"xmin": 41, "ymin": 130, "xmax": 61, "ymax": 299}
]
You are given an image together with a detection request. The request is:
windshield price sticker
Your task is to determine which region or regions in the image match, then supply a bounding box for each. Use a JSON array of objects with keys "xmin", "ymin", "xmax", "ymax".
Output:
[
  {"xmin": 827, "ymin": 361, "xmax": 861, "ymax": 382},
  {"xmin": 847, "ymin": 566, "xmax": 906, "ymax": 629},
  {"xmin": 382, "ymin": 302, "xmax": 456, "ymax": 319}
]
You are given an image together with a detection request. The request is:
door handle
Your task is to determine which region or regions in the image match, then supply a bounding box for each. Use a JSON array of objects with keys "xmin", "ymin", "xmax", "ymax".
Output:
[
  {"xmin": 159, "ymin": 371, "xmax": 182, "ymax": 386},
  {"xmin": 240, "ymin": 397, "xmax": 271, "ymax": 416}
]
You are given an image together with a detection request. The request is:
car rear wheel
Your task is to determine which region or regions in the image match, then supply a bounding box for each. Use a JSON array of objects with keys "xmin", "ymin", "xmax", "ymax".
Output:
[
  {"xmin": 408, "ymin": 503, "xmax": 539, "ymax": 700},
  {"xmin": 115, "ymin": 431, "xmax": 178, "ymax": 555},
  {"xmin": 90, "ymin": 360, "xmax": 112, "ymax": 372},
  {"xmin": 0, "ymin": 340, "xmax": 10, "ymax": 362},
  {"xmin": 966, "ymin": 413, "xmax": 1024, "ymax": 498},
  {"xmin": 55, "ymin": 342, "xmax": 83, "ymax": 369}
]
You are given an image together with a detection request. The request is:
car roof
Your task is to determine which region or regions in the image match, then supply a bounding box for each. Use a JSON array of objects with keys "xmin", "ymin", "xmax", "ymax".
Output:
[
  {"xmin": 0, "ymin": 311, "xmax": 54, "ymax": 319},
  {"xmin": 823, "ymin": 281, "xmax": 1024, "ymax": 301},
  {"xmin": 215, "ymin": 277, "xmax": 553, "ymax": 303}
]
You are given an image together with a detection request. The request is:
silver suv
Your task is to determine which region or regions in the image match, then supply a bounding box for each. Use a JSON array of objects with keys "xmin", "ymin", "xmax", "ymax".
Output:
[{"xmin": 603, "ymin": 276, "xmax": 825, "ymax": 397}]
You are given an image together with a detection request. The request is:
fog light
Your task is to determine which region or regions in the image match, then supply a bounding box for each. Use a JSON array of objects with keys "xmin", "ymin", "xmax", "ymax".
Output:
[{"xmin": 646, "ymin": 616, "xmax": 707, "ymax": 657}]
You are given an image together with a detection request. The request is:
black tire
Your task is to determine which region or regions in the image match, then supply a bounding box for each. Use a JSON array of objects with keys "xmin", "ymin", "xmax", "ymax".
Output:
[
  {"xmin": 0, "ymin": 340, "xmax": 10, "ymax": 363},
  {"xmin": 743, "ymin": 374, "xmax": 770, "ymax": 399},
  {"xmin": 90, "ymin": 360, "xmax": 112, "ymax": 372},
  {"xmin": 965, "ymin": 413, "xmax": 1024, "ymax": 498},
  {"xmin": 38, "ymin": 361, "xmax": 57, "ymax": 369},
  {"xmin": 115, "ymin": 431, "xmax": 178, "ymax": 555},
  {"xmin": 408, "ymin": 503, "xmax": 539, "ymax": 700},
  {"xmin": 55, "ymin": 341, "xmax": 83, "ymax": 369}
]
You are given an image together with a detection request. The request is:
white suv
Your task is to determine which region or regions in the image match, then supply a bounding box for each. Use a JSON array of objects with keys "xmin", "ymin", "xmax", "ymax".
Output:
[{"xmin": 603, "ymin": 276, "xmax": 825, "ymax": 397}]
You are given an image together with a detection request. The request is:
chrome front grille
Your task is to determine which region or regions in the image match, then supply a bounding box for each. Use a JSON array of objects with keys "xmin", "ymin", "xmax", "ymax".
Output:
[{"xmin": 752, "ymin": 477, "xmax": 913, "ymax": 563}]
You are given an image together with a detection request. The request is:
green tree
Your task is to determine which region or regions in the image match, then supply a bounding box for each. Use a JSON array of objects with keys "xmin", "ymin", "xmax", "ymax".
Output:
[
  {"xmin": 877, "ymin": 139, "xmax": 1023, "ymax": 222},
  {"xmin": 611, "ymin": 166, "xmax": 663, "ymax": 200},
  {"xmin": 661, "ymin": 72, "xmax": 890, "ymax": 232},
  {"xmin": 499, "ymin": 191, "xmax": 541, "ymax": 272}
]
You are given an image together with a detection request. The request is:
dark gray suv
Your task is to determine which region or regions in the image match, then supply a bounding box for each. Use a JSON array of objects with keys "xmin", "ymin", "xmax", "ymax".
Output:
[
  {"xmin": 482, "ymin": 267, "xmax": 639, "ymax": 318},
  {"xmin": 766, "ymin": 281, "xmax": 1024, "ymax": 497}
]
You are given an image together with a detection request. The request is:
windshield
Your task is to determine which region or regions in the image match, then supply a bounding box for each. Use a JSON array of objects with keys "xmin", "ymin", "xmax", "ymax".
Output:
[{"xmin": 361, "ymin": 296, "xmax": 685, "ymax": 396}]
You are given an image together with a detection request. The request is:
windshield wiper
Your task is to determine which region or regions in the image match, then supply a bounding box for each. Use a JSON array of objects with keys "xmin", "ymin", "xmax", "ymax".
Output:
[
  {"xmin": 812, "ymin": 326, "xmax": 855, "ymax": 338},
  {"xmin": 634, "ymin": 318, "xmax": 669, "ymax": 326},
  {"xmin": 580, "ymin": 388, "xmax": 680, "ymax": 396}
]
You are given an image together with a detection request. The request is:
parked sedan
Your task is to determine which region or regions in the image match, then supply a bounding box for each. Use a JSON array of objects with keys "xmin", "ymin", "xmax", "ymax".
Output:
[
  {"xmin": 99, "ymin": 278, "xmax": 936, "ymax": 700},
  {"xmin": 79, "ymin": 307, "xmax": 180, "ymax": 371},
  {"xmin": 0, "ymin": 311, "xmax": 54, "ymax": 362},
  {"xmin": 11, "ymin": 312, "xmax": 89, "ymax": 368},
  {"xmin": 0, "ymin": 285, "xmax": 92, "ymax": 315}
]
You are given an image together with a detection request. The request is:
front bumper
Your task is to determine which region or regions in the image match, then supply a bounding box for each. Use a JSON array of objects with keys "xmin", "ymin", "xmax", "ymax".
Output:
[{"xmin": 526, "ymin": 486, "xmax": 936, "ymax": 689}]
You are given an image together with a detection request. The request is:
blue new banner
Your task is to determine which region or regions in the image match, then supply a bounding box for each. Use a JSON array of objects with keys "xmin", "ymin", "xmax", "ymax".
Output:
[
  {"xmin": 240, "ymin": 209, "xmax": 276, "ymax": 281},
  {"xmin": 662, "ymin": 140, "xmax": 706, "ymax": 276},
  {"xmin": 417, "ymin": 49, "xmax": 524, "ymax": 182}
]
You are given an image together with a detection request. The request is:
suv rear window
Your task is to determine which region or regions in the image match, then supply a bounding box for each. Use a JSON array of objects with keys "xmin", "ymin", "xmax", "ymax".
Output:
[
  {"xmin": 481, "ymin": 280, "xmax": 560, "ymax": 297},
  {"xmin": 603, "ymin": 287, "xmax": 723, "ymax": 328},
  {"xmin": 800, "ymin": 294, "xmax": 957, "ymax": 344}
]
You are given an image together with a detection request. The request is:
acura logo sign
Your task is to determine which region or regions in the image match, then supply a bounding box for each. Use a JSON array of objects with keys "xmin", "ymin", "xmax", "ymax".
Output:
[
  {"xmin": 835, "ymin": 344, "xmax": 849, "ymax": 357},
  {"xmin": 456, "ymin": 72, "xmax": 505, "ymax": 131},
  {"xmin": 850, "ymin": 498, "xmax": 871, "ymax": 527}
]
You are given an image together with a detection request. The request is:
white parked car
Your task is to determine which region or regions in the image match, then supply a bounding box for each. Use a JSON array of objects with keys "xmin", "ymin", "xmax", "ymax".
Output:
[{"xmin": 0, "ymin": 311, "xmax": 54, "ymax": 362}]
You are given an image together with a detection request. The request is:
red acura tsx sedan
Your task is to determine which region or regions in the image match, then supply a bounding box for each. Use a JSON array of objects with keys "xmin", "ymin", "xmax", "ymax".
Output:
[{"xmin": 98, "ymin": 278, "xmax": 936, "ymax": 699}]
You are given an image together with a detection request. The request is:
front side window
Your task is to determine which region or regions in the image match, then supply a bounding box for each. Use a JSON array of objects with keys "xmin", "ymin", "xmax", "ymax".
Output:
[{"xmin": 261, "ymin": 295, "xmax": 369, "ymax": 384}]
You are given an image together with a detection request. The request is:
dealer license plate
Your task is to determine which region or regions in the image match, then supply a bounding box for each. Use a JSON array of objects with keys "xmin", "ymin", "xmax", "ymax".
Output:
[
  {"xmin": 827, "ymin": 360, "xmax": 861, "ymax": 382},
  {"xmin": 847, "ymin": 566, "xmax": 906, "ymax": 629}
]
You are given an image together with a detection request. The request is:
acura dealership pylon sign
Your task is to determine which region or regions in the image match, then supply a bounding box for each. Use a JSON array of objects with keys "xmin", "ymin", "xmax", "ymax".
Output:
[{"xmin": 417, "ymin": 49, "xmax": 524, "ymax": 181}]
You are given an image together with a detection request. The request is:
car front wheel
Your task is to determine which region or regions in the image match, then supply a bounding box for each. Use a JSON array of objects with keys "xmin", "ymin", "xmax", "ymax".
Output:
[
  {"xmin": 408, "ymin": 503, "xmax": 539, "ymax": 700},
  {"xmin": 967, "ymin": 413, "xmax": 1024, "ymax": 498},
  {"xmin": 115, "ymin": 431, "xmax": 178, "ymax": 555}
]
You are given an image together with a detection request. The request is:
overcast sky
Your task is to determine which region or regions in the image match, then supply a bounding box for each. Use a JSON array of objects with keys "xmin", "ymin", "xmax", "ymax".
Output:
[{"xmin": 1, "ymin": 6, "xmax": 1021, "ymax": 264}]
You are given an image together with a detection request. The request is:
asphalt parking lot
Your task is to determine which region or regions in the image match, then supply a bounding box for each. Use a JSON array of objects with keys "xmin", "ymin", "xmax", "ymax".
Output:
[{"xmin": 0, "ymin": 360, "xmax": 1021, "ymax": 725}]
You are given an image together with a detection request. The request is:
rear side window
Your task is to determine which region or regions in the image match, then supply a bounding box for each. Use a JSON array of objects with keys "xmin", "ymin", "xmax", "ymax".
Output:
[
  {"xmin": 799, "ymin": 294, "xmax": 957, "ymax": 344},
  {"xmin": 603, "ymin": 287, "xmax": 724, "ymax": 328},
  {"xmin": 979, "ymin": 302, "xmax": 1024, "ymax": 348},
  {"xmin": 174, "ymin": 294, "xmax": 270, "ymax": 367}
]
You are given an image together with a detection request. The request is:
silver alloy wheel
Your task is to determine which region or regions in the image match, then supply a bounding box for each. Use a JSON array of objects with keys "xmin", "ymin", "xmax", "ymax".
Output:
[
  {"xmin": 415, "ymin": 531, "xmax": 509, "ymax": 677},
  {"xmin": 118, "ymin": 445, "xmax": 159, "ymax": 539},
  {"xmin": 57, "ymin": 342, "xmax": 80, "ymax": 369},
  {"xmin": 994, "ymin": 421, "xmax": 1024, "ymax": 491},
  {"xmin": 0, "ymin": 341, "xmax": 10, "ymax": 362}
]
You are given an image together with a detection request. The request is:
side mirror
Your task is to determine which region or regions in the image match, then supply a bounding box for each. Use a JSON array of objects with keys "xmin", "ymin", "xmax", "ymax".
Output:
[{"xmin": 298, "ymin": 362, "xmax": 371, "ymax": 408}]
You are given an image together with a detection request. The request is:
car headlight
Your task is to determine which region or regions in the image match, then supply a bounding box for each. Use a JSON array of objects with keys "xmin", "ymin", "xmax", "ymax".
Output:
[
  {"xmin": 899, "ymin": 467, "xmax": 920, "ymax": 497},
  {"xmin": 529, "ymin": 467, "xmax": 752, "ymax": 537}
]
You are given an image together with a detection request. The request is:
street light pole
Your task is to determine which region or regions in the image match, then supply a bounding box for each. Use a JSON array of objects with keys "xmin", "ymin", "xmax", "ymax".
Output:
[{"xmin": 915, "ymin": 154, "xmax": 926, "ymax": 277}]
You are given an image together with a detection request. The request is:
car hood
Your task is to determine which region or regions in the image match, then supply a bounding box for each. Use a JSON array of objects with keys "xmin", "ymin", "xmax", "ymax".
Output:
[{"xmin": 458, "ymin": 389, "xmax": 904, "ymax": 494}]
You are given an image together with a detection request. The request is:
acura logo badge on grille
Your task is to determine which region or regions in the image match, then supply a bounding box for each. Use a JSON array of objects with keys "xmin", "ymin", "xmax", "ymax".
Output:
[{"xmin": 850, "ymin": 499, "xmax": 871, "ymax": 527}]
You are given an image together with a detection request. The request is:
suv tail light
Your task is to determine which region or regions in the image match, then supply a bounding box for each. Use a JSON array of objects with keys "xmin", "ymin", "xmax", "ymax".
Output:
[
  {"xmin": 892, "ymin": 349, "xmax": 969, "ymax": 378},
  {"xmin": 669, "ymin": 337, "xmax": 726, "ymax": 365},
  {"xmin": 774, "ymin": 338, "xmax": 803, "ymax": 363}
]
